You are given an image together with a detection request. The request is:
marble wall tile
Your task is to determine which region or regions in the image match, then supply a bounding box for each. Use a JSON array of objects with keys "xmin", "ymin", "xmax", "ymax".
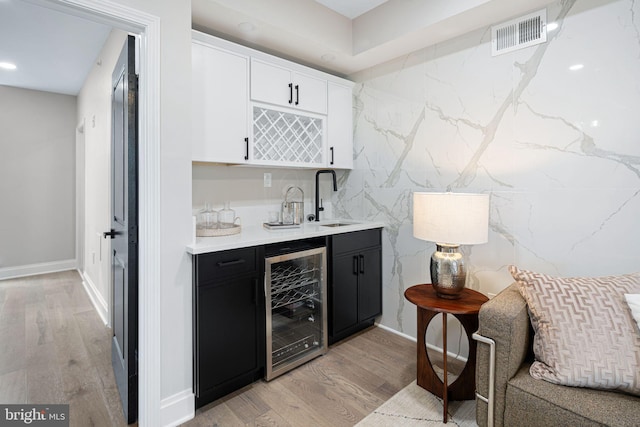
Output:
[{"xmin": 340, "ymin": 0, "xmax": 640, "ymax": 345}]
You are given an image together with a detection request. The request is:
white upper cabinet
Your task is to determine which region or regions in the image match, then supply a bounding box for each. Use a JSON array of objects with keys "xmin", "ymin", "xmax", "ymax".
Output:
[
  {"xmin": 191, "ymin": 30, "xmax": 353, "ymax": 169},
  {"xmin": 251, "ymin": 59, "xmax": 327, "ymax": 115},
  {"xmin": 191, "ymin": 40, "xmax": 249, "ymax": 163},
  {"xmin": 327, "ymin": 82, "xmax": 353, "ymax": 169}
]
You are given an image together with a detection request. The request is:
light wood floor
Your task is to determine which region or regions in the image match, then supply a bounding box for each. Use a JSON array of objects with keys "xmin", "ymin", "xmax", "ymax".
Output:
[
  {"xmin": 1, "ymin": 271, "xmax": 428, "ymax": 426},
  {"xmin": 184, "ymin": 326, "xmax": 417, "ymax": 427},
  {"xmin": 0, "ymin": 270, "xmax": 129, "ymax": 427}
]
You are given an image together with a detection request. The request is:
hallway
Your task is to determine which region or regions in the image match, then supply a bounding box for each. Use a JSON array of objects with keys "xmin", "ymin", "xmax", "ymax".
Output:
[{"xmin": 0, "ymin": 271, "xmax": 129, "ymax": 426}]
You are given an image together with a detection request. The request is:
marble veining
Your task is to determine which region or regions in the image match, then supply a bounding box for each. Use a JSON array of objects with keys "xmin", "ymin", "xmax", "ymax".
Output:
[{"xmin": 336, "ymin": 0, "xmax": 640, "ymax": 347}]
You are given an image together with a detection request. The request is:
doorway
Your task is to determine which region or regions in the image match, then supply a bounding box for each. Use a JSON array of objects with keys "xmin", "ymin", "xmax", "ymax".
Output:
[{"xmin": 1, "ymin": 0, "xmax": 162, "ymax": 424}]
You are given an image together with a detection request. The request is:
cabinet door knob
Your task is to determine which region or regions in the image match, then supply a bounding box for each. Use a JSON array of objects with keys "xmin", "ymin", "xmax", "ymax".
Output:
[
  {"xmin": 288, "ymin": 83, "xmax": 293, "ymax": 104},
  {"xmin": 294, "ymin": 84, "xmax": 299, "ymax": 105},
  {"xmin": 359, "ymin": 254, "xmax": 365, "ymax": 274},
  {"xmin": 330, "ymin": 147, "xmax": 334, "ymax": 165},
  {"xmin": 352, "ymin": 256, "xmax": 358, "ymax": 275},
  {"xmin": 244, "ymin": 137, "xmax": 249, "ymax": 160}
]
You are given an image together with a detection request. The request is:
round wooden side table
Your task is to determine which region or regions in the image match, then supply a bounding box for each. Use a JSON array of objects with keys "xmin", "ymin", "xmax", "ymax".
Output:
[{"xmin": 404, "ymin": 284, "xmax": 488, "ymax": 423}]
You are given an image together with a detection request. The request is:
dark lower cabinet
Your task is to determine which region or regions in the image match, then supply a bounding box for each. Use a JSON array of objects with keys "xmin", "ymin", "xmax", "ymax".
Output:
[
  {"xmin": 329, "ymin": 228, "xmax": 382, "ymax": 344},
  {"xmin": 193, "ymin": 247, "xmax": 265, "ymax": 408},
  {"xmin": 192, "ymin": 228, "xmax": 384, "ymax": 406}
]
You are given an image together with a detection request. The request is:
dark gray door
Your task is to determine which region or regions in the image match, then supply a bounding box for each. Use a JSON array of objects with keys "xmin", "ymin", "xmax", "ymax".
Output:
[{"xmin": 106, "ymin": 35, "xmax": 138, "ymax": 424}]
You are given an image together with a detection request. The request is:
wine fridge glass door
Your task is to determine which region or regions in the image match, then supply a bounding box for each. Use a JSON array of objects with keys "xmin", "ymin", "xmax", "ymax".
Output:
[{"xmin": 264, "ymin": 246, "xmax": 327, "ymax": 380}]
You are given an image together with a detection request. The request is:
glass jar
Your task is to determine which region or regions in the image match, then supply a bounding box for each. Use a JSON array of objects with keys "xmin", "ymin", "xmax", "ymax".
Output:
[
  {"xmin": 218, "ymin": 201, "xmax": 240, "ymax": 229},
  {"xmin": 197, "ymin": 203, "xmax": 218, "ymax": 229}
]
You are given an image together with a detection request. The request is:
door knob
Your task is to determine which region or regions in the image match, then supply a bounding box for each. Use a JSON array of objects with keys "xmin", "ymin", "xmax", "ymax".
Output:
[{"xmin": 103, "ymin": 229, "xmax": 117, "ymax": 239}]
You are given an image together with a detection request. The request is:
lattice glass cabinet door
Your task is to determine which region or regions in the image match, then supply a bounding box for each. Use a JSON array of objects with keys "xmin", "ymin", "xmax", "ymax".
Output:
[{"xmin": 252, "ymin": 105, "xmax": 325, "ymax": 167}]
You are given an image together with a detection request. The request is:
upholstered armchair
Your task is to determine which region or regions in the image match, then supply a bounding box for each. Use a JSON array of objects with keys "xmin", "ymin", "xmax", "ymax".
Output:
[{"xmin": 474, "ymin": 270, "xmax": 640, "ymax": 427}]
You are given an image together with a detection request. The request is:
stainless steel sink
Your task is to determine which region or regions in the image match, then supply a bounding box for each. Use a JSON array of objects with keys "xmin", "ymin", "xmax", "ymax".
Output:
[{"xmin": 320, "ymin": 222, "xmax": 359, "ymax": 227}]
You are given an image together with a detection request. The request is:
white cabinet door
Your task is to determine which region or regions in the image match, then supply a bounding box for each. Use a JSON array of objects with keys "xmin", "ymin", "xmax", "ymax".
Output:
[
  {"xmin": 192, "ymin": 41, "xmax": 249, "ymax": 163},
  {"xmin": 327, "ymin": 82, "xmax": 353, "ymax": 169},
  {"xmin": 251, "ymin": 59, "xmax": 327, "ymax": 114},
  {"xmin": 293, "ymin": 71, "xmax": 327, "ymax": 114},
  {"xmin": 250, "ymin": 59, "xmax": 292, "ymax": 109}
]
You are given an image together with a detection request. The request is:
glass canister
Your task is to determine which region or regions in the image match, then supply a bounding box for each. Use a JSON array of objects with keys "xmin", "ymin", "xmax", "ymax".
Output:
[
  {"xmin": 219, "ymin": 201, "xmax": 240, "ymax": 229},
  {"xmin": 197, "ymin": 203, "xmax": 218, "ymax": 229}
]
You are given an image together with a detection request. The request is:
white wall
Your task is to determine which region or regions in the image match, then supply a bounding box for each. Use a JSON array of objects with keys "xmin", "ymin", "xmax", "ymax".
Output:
[
  {"xmin": 338, "ymin": 0, "xmax": 640, "ymax": 354},
  {"xmin": 76, "ymin": 29, "xmax": 127, "ymax": 324},
  {"xmin": 0, "ymin": 85, "xmax": 76, "ymax": 277}
]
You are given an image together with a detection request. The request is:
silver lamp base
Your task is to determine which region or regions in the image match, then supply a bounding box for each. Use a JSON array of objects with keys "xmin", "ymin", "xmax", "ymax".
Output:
[{"xmin": 430, "ymin": 244, "xmax": 466, "ymax": 299}]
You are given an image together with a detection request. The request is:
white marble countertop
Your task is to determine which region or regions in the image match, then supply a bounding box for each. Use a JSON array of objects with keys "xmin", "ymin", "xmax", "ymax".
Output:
[{"xmin": 187, "ymin": 219, "xmax": 386, "ymax": 254}]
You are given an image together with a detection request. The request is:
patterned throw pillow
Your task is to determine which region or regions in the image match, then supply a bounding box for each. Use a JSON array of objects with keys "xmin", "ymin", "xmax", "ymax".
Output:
[{"xmin": 509, "ymin": 265, "xmax": 640, "ymax": 396}]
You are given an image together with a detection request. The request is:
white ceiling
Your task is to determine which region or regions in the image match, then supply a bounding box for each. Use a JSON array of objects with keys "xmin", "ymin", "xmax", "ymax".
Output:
[
  {"xmin": 193, "ymin": 0, "xmax": 556, "ymax": 77},
  {"xmin": 0, "ymin": 0, "xmax": 111, "ymax": 95},
  {"xmin": 313, "ymin": 0, "xmax": 389, "ymax": 19},
  {"xmin": 0, "ymin": 0, "xmax": 555, "ymax": 96}
]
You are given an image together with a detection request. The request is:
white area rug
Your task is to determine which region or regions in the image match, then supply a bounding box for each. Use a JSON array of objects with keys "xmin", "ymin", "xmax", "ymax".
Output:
[{"xmin": 355, "ymin": 381, "xmax": 477, "ymax": 427}]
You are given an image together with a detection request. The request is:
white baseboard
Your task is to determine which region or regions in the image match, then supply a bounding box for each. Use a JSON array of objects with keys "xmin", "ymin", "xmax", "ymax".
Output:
[
  {"xmin": 160, "ymin": 389, "xmax": 195, "ymax": 427},
  {"xmin": 0, "ymin": 259, "xmax": 77, "ymax": 280},
  {"xmin": 79, "ymin": 270, "xmax": 109, "ymax": 326},
  {"xmin": 376, "ymin": 322, "xmax": 417, "ymax": 342},
  {"xmin": 376, "ymin": 322, "xmax": 469, "ymax": 363}
]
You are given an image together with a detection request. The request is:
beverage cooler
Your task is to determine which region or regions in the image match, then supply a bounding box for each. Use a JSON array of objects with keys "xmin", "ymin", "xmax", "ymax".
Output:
[{"xmin": 264, "ymin": 240, "xmax": 327, "ymax": 380}]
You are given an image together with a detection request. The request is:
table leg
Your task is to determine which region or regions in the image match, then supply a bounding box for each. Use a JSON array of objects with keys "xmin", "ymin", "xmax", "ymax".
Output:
[
  {"xmin": 442, "ymin": 312, "xmax": 448, "ymax": 423},
  {"xmin": 416, "ymin": 309, "xmax": 450, "ymax": 423},
  {"xmin": 447, "ymin": 313, "xmax": 481, "ymax": 401}
]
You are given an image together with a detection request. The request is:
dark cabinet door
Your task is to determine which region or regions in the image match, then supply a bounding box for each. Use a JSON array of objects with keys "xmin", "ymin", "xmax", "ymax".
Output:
[
  {"xmin": 357, "ymin": 247, "xmax": 382, "ymax": 322},
  {"xmin": 329, "ymin": 229, "xmax": 382, "ymax": 344},
  {"xmin": 193, "ymin": 247, "xmax": 264, "ymax": 408},
  {"xmin": 196, "ymin": 276, "xmax": 260, "ymax": 396},
  {"xmin": 331, "ymin": 253, "xmax": 359, "ymax": 335}
]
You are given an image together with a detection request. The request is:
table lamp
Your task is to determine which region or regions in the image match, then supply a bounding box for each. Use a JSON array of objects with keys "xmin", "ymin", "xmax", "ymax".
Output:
[{"xmin": 413, "ymin": 192, "xmax": 489, "ymax": 299}]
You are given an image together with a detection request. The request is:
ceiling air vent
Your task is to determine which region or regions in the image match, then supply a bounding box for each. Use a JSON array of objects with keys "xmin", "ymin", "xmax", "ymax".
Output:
[{"xmin": 491, "ymin": 9, "xmax": 547, "ymax": 56}]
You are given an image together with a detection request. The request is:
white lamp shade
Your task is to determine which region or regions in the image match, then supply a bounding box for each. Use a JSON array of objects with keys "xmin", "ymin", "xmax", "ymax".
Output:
[{"xmin": 413, "ymin": 192, "xmax": 489, "ymax": 245}]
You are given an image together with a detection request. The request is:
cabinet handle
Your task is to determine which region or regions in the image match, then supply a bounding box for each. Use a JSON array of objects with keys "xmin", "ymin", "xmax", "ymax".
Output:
[
  {"xmin": 360, "ymin": 255, "xmax": 365, "ymax": 274},
  {"xmin": 253, "ymin": 278, "xmax": 258, "ymax": 304},
  {"xmin": 217, "ymin": 259, "xmax": 246, "ymax": 267},
  {"xmin": 288, "ymin": 83, "xmax": 293, "ymax": 104},
  {"xmin": 263, "ymin": 276, "xmax": 268, "ymax": 301},
  {"xmin": 330, "ymin": 147, "xmax": 334, "ymax": 165},
  {"xmin": 244, "ymin": 137, "xmax": 249, "ymax": 160},
  {"xmin": 353, "ymin": 256, "xmax": 358, "ymax": 275},
  {"xmin": 295, "ymin": 84, "xmax": 299, "ymax": 105}
]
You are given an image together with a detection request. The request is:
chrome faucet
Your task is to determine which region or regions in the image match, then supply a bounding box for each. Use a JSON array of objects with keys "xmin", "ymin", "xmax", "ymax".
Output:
[{"xmin": 315, "ymin": 169, "xmax": 337, "ymax": 222}]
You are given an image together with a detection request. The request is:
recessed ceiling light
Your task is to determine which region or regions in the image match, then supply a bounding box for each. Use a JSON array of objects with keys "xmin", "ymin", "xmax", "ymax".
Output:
[
  {"xmin": 569, "ymin": 63, "xmax": 584, "ymax": 71},
  {"xmin": 0, "ymin": 62, "xmax": 17, "ymax": 70}
]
